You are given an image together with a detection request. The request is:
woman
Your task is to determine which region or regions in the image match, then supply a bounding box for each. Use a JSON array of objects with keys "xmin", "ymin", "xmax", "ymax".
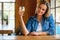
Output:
[{"xmin": 19, "ymin": 1, "xmax": 55, "ymax": 36}]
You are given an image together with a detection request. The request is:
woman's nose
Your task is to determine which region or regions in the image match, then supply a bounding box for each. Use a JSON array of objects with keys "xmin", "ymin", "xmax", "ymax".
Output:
[{"xmin": 39, "ymin": 9, "xmax": 42, "ymax": 12}]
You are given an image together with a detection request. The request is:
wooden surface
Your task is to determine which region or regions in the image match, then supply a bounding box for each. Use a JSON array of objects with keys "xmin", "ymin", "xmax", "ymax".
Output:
[{"xmin": 0, "ymin": 35, "xmax": 57, "ymax": 40}]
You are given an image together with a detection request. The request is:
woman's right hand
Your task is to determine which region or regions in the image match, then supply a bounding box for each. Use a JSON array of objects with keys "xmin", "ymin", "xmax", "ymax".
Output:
[{"xmin": 19, "ymin": 6, "xmax": 25, "ymax": 17}]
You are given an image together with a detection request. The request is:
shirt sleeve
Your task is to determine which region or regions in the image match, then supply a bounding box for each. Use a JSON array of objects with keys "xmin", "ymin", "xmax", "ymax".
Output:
[
  {"xmin": 47, "ymin": 14, "xmax": 55, "ymax": 35},
  {"xmin": 26, "ymin": 17, "xmax": 33, "ymax": 33}
]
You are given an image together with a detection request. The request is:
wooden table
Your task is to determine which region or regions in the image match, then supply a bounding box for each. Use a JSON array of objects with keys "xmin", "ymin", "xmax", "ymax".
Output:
[{"xmin": 0, "ymin": 35, "xmax": 58, "ymax": 40}]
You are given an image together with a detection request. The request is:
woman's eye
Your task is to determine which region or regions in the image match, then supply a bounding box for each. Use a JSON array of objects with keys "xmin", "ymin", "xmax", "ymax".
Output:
[
  {"xmin": 42, "ymin": 9, "xmax": 45, "ymax": 11},
  {"xmin": 42, "ymin": 9, "xmax": 44, "ymax": 11}
]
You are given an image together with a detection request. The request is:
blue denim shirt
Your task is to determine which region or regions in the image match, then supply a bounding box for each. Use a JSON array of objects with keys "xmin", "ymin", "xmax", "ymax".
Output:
[{"xmin": 26, "ymin": 14, "xmax": 55, "ymax": 35}]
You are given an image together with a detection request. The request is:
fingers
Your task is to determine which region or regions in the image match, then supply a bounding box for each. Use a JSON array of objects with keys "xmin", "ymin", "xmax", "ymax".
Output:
[{"xmin": 19, "ymin": 6, "xmax": 25, "ymax": 17}]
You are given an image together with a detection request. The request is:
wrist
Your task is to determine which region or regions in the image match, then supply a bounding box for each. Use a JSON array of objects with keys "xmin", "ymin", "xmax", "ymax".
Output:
[{"xmin": 20, "ymin": 16, "xmax": 23, "ymax": 19}]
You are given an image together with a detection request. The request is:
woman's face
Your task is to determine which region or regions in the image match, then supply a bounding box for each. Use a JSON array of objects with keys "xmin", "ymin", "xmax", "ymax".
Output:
[{"xmin": 36, "ymin": 4, "xmax": 47, "ymax": 16}]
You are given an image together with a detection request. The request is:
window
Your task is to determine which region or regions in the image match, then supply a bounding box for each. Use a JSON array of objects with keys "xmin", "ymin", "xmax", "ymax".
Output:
[
  {"xmin": 0, "ymin": 0, "xmax": 15, "ymax": 32},
  {"xmin": 56, "ymin": 0, "xmax": 60, "ymax": 22},
  {"xmin": 56, "ymin": 0, "xmax": 60, "ymax": 7},
  {"xmin": 0, "ymin": 3, "xmax": 2, "ymax": 30},
  {"xmin": 51, "ymin": 0, "xmax": 55, "ymax": 20},
  {"xmin": 0, "ymin": 0, "xmax": 15, "ymax": 2},
  {"xmin": 51, "ymin": 0, "xmax": 60, "ymax": 35},
  {"xmin": 56, "ymin": 8, "xmax": 60, "ymax": 22}
]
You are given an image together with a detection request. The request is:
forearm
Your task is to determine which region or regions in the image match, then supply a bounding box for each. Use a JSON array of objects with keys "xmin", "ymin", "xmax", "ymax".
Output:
[
  {"xmin": 20, "ymin": 16, "xmax": 29, "ymax": 36},
  {"xmin": 38, "ymin": 32, "xmax": 48, "ymax": 36}
]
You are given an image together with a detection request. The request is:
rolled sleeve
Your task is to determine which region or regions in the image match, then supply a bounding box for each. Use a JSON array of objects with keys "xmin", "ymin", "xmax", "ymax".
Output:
[
  {"xmin": 47, "ymin": 14, "xmax": 55, "ymax": 35},
  {"xmin": 26, "ymin": 17, "xmax": 33, "ymax": 33}
]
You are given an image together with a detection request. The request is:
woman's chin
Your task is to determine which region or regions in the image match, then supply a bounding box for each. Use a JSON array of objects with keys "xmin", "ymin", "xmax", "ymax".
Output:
[{"xmin": 38, "ymin": 14, "xmax": 43, "ymax": 16}]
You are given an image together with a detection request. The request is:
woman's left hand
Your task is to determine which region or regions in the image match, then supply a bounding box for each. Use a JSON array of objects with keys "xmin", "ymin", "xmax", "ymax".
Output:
[
  {"xmin": 29, "ymin": 32, "xmax": 47, "ymax": 36},
  {"xmin": 29, "ymin": 32, "xmax": 39, "ymax": 36}
]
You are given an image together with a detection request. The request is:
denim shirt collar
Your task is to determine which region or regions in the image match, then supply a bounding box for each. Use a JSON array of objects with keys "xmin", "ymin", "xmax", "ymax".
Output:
[{"xmin": 33, "ymin": 15, "xmax": 46, "ymax": 23}]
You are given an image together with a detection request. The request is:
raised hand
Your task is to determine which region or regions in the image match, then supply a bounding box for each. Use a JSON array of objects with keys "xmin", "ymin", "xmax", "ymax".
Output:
[{"xmin": 19, "ymin": 6, "xmax": 25, "ymax": 17}]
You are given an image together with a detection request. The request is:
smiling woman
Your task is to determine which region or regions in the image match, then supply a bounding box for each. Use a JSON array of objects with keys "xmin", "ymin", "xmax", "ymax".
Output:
[{"xmin": 19, "ymin": 1, "xmax": 55, "ymax": 36}]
